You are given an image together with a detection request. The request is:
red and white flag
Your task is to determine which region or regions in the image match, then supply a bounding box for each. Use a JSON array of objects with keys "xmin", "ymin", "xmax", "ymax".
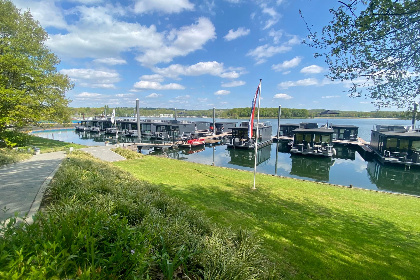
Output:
[{"xmin": 248, "ymin": 83, "xmax": 261, "ymax": 139}]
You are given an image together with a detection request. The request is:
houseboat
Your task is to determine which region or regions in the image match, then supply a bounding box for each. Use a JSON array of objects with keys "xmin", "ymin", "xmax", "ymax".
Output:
[
  {"xmin": 331, "ymin": 124, "xmax": 359, "ymax": 143},
  {"xmin": 272, "ymin": 123, "xmax": 299, "ymax": 143},
  {"xmin": 226, "ymin": 121, "xmax": 272, "ymax": 149},
  {"xmin": 290, "ymin": 127, "xmax": 336, "ymax": 157},
  {"xmin": 370, "ymin": 125, "xmax": 420, "ymax": 166}
]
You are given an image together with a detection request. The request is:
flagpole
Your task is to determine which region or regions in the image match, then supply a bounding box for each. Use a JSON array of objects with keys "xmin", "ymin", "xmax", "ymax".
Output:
[{"xmin": 253, "ymin": 79, "xmax": 262, "ymax": 190}]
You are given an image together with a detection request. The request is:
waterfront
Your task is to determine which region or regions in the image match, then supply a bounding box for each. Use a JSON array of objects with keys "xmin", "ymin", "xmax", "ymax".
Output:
[{"xmin": 32, "ymin": 118, "xmax": 420, "ymax": 196}]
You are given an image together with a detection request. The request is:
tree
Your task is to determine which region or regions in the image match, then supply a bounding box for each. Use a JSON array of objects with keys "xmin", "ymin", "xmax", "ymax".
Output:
[
  {"xmin": 0, "ymin": 0, "xmax": 73, "ymax": 145},
  {"xmin": 302, "ymin": 0, "xmax": 420, "ymax": 108}
]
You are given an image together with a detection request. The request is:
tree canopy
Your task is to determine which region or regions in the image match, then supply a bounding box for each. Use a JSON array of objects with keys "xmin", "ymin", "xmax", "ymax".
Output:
[
  {"xmin": 302, "ymin": 0, "xmax": 420, "ymax": 108},
  {"xmin": 0, "ymin": 0, "xmax": 72, "ymax": 143}
]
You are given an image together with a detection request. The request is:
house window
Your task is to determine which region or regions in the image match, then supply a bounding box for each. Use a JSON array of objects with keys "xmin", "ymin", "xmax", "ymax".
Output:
[
  {"xmin": 399, "ymin": 139, "xmax": 409, "ymax": 151},
  {"xmin": 412, "ymin": 141, "xmax": 420, "ymax": 152},
  {"xmin": 386, "ymin": 138, "xmax": 397, "ymax": 149}
]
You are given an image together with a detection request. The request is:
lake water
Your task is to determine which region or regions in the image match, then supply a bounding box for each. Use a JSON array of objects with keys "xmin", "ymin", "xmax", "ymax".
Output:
[{"xmin": 32, "ymin": 118, "xmax": 420, "ymax": 196}]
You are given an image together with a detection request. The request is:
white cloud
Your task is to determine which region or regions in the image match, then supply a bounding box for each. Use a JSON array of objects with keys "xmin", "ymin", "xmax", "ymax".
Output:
[
  {"xmin": 247, "ymin": 34, "xmax": 300, "ymax": 64},
  {"xmin": 274, "ymin": 93, "xmax": 293, "ymax": 99},
  {"xmin": 222, "ymin": 80, "xmax": 246, "ymax": 87},
  {"xmin": 76, "ymin": 92, "xmax": 103, "ymax": 98},
  {"xmin": 322, "ymin": 95, "xmax": 340, "ymax": 99},
  {"xmin": 146, "ymin": 93, "xmax": 161, "ymax": 98},
  {"xmin": 134, "ymin": 0, "xmax": 194, "ymax": 14},
  {"xmin": 47, "ymin": 5, "xmax": 163, "ymax": 59},
  {"xmin": 215, "ymin": 90, "xmax": 230, "ymax": 95},
  {"xmin": 247, "ymin": 44, "xmax": 292, "ymax": 65},
  {"xmin": 224, "ymin": 27, "xmax": 250, "ymax": 41},
  {"xmin": 136, "ymin": 17, "xmax": 216, "ymax": 66},
  {"xmin": 94, "ymin": 58, "xmax": 127, "ymax": 65},
  {"xmin": 60, "ymin": 68, "xmax": 120, "ymax": 89},
  {"xmin": 301, "ymin": 65, "xmax": 324, "ymax": 74},
  {"xmin": 13, "ymin": 0, "xmax": 68, "ymax": 29},
  {"xmin": 278, "ymin": 78, "xmax": 319, "ymax": 89},
  {"xmin": 133, "ymin": 81, "xmax": 185, "ymax": 90},
  {"xmin": 153, "ymin": 61, "xmax": 240, "ymax": 79},
  {"xmin": 260, "ymin": 4, "xmax": 280, "ymax": 30},
  {"xmin": 269, "ymin": 29, "xmax": 283, "ymax": 44},
  {"xmin": 115, "ymin": 93, "xmax": 134, "ymax": 98},
  {"xmin": 140, "ymin": 74, "xmax": 164, "ymax": 82},
  {"xmin": 272, "ymin": 56, "xmax": 303, "ymax": 72}
]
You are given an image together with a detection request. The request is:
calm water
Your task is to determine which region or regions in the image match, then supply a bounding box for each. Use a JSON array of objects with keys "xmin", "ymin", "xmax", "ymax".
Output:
[{"xmin": 33, "ymin": 118, "xmax": 420, "ymax": 196}]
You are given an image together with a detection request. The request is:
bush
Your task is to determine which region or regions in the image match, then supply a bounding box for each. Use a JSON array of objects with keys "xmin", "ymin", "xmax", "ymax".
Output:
[
  {"xmin": 112, "ymin": 147, "xmax": 143, "ymax": 160},
  {"xmin": 0, "ymin": 148, "xmax": 32, "ymax": 166},
  {"xmin": 0, "ymin": 152, "xmax": 272, "ymax": 279}
]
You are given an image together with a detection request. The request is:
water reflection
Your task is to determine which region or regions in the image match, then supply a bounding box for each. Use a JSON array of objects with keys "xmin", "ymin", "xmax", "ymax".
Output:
[
  {"xmin": 334, "ymin": 145, "xmax": 356, "ymax": 160},
  {"xmin": 366, "ymin": 161, "xmax": 420, "ymax": 195},
  {"xmin": 290, "ymin": 156, "xmax": 335, "ymax": 181},
  {"xmin": 227, "ymin": 145, "xmax": 271, "ymax": 167}
]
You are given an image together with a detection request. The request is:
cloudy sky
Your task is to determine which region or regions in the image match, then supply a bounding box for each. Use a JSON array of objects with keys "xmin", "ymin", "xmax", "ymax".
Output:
[{"xmin": 12, "ymin": 0, "xmax": 387, "ymax": 111}]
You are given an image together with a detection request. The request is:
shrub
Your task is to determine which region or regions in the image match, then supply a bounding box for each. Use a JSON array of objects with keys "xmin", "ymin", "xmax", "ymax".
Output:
[{"xmin": 0, "ymin": 151, "xmax": 272, "ymax": 279}]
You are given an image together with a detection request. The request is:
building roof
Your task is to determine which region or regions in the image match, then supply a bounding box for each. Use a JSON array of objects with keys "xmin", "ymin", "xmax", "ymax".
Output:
[
  {"xmin": 376, "ymin": 131, "xmax": 420, "ymax": 138},
  {"xmin": 293, "ymin": 128, "xmax": 334, "ymax": 134},
  {"xmin": 331, "ymin": 125, "xmax": 359, "ymax": 129}
]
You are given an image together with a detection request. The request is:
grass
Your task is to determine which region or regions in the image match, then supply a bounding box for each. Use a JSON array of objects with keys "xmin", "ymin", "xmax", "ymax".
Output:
[
  {"xmin": 0, "ymin": 152, "xmax": 272, "ymax": 279},
  {"xmin": 114, "ymin": 152, "xmax": 420, "ymax": 279},
  {"xmin": 26, "ymin": 134, "xmax": 85, "ymax": 153},
  {"xmin": 0, "ymin": 132, "xmax": 85, "ymax": 166}
]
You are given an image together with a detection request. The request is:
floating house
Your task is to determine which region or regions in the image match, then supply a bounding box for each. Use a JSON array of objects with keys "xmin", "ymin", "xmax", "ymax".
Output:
[
  {"xmin": 215, "ymin": 122, "xmax": 237, "ymax": 135},
  {"xmin": 290, "ymin": 128, "xmax": 336, "ymax": 157},
  {"xmin": 331, "ymin": 124, "xmax": 359, "ymax": 142},
  {"xmin": 227, "ymin": 121, "xmax": 272, "ymax": 149},
  {"xmin": 370, "ymin": 125, "xmax": 420, "ymax": 166}
]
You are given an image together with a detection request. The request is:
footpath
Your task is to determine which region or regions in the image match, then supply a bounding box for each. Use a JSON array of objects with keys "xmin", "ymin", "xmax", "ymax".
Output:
[{"xmin": 0, "ymin": 145, "xmax": 125, "ymax": 224}]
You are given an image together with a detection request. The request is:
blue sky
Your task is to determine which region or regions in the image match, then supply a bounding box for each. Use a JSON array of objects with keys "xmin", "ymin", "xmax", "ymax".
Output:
[{"xmin": 12, "ymin": 0, "xmax": 392, "ymax": 111}]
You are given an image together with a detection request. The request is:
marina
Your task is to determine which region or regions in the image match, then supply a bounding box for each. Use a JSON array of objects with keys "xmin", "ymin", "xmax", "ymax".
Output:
[{"xmin": 32, "ymin": 117, "xmax": 420, "ymax": 196}]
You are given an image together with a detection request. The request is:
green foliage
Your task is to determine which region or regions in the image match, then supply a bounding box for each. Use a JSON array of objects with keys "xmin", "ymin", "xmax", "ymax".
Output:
[
  {"xmin": 0, "ymin": 0, "xmax": 73, "ymax": 134},
  {"xmin": 112, "ymin": 147, "xmax": 144, "ymax": 160},
  {"xmin": 303, "ymin": 0, "xmax": 420, "ymax": 108},
  {"xmin": 0, "ymin": 152, "xmax": 272, "ymax": 279},
  {"xmin": 116, "ymin": 155, "xmax": 420, "ymax": 279},
  {"xmin": 0, "ymin": 147, "xmax": 31, "ymax": 166},
  {"xmin": 70, "ymin": 106, "xmax": 409, "ymax": 119}
]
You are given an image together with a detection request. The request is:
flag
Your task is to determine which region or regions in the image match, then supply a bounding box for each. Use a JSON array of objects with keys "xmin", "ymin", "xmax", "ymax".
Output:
[{"xmin": 248, "ymin": 84, "xmax": 260, "ymax": 139}]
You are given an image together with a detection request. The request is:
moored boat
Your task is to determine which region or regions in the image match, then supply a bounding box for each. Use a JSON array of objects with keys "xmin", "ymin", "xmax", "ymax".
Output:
[
  {"xmin": 290, "ymin": 127, "xmax": 336, "ymax": 157},
  {"xmin": 370, "ymin": 125, "xmax": 420, "ymax": 167}
]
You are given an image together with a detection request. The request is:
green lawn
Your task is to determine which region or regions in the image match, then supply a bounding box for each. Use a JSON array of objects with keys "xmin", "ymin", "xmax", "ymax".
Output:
[
  {"xmin": 27, "ymin": 133, "xmax": 85, "ymax": 153},
  {"xmin": 0, "ymin": 133, "xmax": 85, "ymax": 166},
  {"xmin": 115, "ymin": 155, "xmax": 420, "ymax": 279}
]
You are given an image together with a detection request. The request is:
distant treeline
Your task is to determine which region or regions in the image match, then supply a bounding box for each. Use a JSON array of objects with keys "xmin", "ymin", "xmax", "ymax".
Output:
[{"xmin": 70, "ymin": 106, "xmax": 413, "ymax": 120}]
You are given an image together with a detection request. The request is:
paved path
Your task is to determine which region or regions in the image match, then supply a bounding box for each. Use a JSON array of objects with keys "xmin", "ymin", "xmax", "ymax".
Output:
[
  {"xmin": 0, "ymin": 151, "xmax": 66, "ymax": 223},
  {"xmin": 0, "ymin": 145, "xmax": 126, "ymax": 224},
  {"xmin": 80, "ymin": 145, "xmax": 125, "ymax": 162}
]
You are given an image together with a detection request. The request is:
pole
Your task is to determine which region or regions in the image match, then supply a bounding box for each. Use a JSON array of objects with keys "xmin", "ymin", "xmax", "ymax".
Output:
[
  {"xmin": 277, "ymin": 105, "xmax": 281, "ymax": 139},
  {"xmin": 275, "ymin": 105, "xmax": 281, "ymax": 175},
  {"xmin": 213, "ymin": 107, "xmax": 216, "ymax": 136},
  {"xmin": 174, "ymin": 108, "xmax": 177, "ymax": 121},
  {"xmin": 412, "ymin": 102, "xmax": 418, "ymax": 129},
  {"xmin": 136, "ymin": 98, "xmax": 141, "ymax": 142},
  {"xmin": 253, "ymin": 79, "xmax": 262, "ymax": 190}
]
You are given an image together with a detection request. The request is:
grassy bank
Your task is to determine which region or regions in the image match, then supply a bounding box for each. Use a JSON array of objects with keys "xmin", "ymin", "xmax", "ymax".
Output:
[
  {"xmin": 0, "ymin": 152, "xmax": 272, "ymax": 279},
  {"xmin": 0, "ymin": 133, "xmax": 85, "ymax": 166},
  {"xmin": 114, "ymin": 154, "xmax": 420, "ymax": 279}
]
